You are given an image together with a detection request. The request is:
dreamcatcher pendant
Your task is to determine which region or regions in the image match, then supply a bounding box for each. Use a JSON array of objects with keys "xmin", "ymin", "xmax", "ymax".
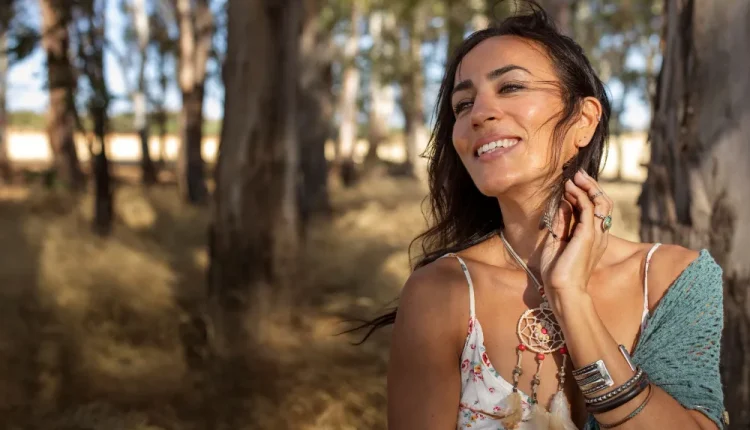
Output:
[{"xmin": 499, "ymin": 231, "xmax": 577, "ymax": 430}]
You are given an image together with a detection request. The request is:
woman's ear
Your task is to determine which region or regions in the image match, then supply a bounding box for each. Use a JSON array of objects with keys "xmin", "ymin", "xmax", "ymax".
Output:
[{"xmin": 574, "ymin": 97, "xmax": 602, "ymax": 148}]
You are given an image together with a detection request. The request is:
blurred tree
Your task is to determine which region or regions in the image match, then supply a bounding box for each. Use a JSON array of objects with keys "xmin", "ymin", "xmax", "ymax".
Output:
[
  {"xmin": 400, "ymin": 2, "xmax": 428, "ymax": 176},
  {"xmin": 209, "ymin": 0, "xmax": 302, "ymax": 351},
  {"xmin": 445, "ymin": 0, "xmax": 464, "ymax": 58},
  {"xmin": 446, "ymin": 0, "xmax": 487, "ymax": 58},
  {"xmin": 572, "ymin": 0, "xmax": 662, "ymax": 179},
  {"xmin": 363, "ymin": 9, "xmax": 395, "ymax": 169},
  {"xmin": 132, "ymin": 0, "xmax": 158, "ymax": 184},
  {"xmin": 116, "ymin": 0, "xmax": 159, "ymax": 184},
  {"xmin": 41, "ymin": 0, "xmax": 85, "ymax": 190},
  {"xmin": 73, "ymin": 0, "xmax": 114, "ymax": 235},
  {"xmin": 639, "ymin": 1, "xmax": 749, "ymax": 427},
  {"xmin": 298, "ymin": 0, "xmax": 334, "ymax": 218},
  {"xmin": 0, "ymin": 1, "xmax": 11, "ymax": 183},
  {"xmin": 175, "ymin": 0, "xmax": 213, "ymax": 204},
  {"xmin": 149, "ymin": 10, "xmax": 176, "ymax": 168},
  {"xmin": 538, "ymin": 0, "xmax": 574, "ymax": 35},
  {"xmin": 334, "ymin": 0, "xmax": 362, "ymax": 186}
]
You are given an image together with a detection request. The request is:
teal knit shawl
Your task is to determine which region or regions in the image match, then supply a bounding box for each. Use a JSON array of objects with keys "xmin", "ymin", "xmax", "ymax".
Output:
[{"xmin": 584, "ymin": 249, "xmax": 726, "ymax": 429}]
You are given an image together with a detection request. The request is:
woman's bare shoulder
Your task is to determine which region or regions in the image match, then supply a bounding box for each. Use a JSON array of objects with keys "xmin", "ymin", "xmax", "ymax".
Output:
[
  {"xmin": 400, "ymin": 255, "xmax": 472, "ymax": 318},
  {"xmin": 395, "ymin": 255, "xmax": 473, "ymax": 351}
]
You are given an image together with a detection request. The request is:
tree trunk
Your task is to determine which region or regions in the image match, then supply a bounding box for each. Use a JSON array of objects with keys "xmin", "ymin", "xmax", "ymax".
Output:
[
  {"xmin": 539, "ymin": 0, "xmax": 573, "ymax": 36},
  {"xmin": 365, "ymin": 11, "xmax": 394, "ymax": 169},
  {"xmin": 334, "ymin": 0, "xmax": 361, "ymax": 186},
  {"xmin": 91, "ymin": 108, "xmax": 113, "ymax": 236},
  {"xmin": 445, "ymin": 0, "xmax": 465, "ymax": 60},
  {"xmin": 401, "ymin": 5, "xmax": 427, "ymax": 176},
  {"xmin": 0, "ymin": 30, "xmax": 10, "ymax": 184},
  {"xmin": 298, "ymin": 0, "xmax": 332, "ymax": 220},
  {"xmin": 209, "ymin": 0, "xmax": 301, "ymax": 347},
  {"xmin": 156, "ymin": 44, "xmax": 169, "ymax": 168},
  {"xmin": 133, "ymin": 0, "xmax": 157, "ymax": 185},
  {"xmin": 179, "ymin": 85, "xmax": 207, "ymax": 202},
  {"xmin": 41, "ymin": 0, "xmax": 84, "ymax": 190},
  {"xmin": 639, "ymin": 1, "xmax": 749, "ymax": 427},
  {"xmin": 76, "ymin": 0, "xmax": 113, "ymax": 235},
  {"xmin": 176, "ymin": 0, "xmax": 212, "ymax": 204}
]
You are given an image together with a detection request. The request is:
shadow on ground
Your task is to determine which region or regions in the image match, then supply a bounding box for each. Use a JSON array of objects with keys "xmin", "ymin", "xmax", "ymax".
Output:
[{"xmin": 0, "ymin": 175, "xmax": 644, "ymax": 429}]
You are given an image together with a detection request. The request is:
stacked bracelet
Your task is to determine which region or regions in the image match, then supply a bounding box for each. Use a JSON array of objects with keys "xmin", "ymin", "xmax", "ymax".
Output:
[
  {"xmin": 585, "ymin": 367, "xmax": 644, "ymax": 404},
  {"xmin": 586, "ymin": 374, "xmax": 650, "ymax": 414},
  {"xmin": 597, "ymin": 384, "xmax": 654, "ymax": 428}
]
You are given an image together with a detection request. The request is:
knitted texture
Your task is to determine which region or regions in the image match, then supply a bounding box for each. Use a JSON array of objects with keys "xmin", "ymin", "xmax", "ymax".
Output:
[{"xmin": 585, "ymin": 249, "xmax": 726, "ymax": 429}]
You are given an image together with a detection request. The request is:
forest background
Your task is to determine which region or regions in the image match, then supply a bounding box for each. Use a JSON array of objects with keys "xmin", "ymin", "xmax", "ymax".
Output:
[{"xmin": 0, "ymin": 0, "xmax": 747, "ymax": 429}]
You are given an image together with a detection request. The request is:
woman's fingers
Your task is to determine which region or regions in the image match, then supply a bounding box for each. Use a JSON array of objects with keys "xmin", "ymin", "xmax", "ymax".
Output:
[
  {"xmin": 564, "ymin": 176, "xmax": 595, "ymax": 228},
  {"xmin": 570, "ymin": 170, "xmax": 612, "ymax": 256},
  {"xmin": 573, "ymin": 170, "xmax": 613, "ymax": 217}
]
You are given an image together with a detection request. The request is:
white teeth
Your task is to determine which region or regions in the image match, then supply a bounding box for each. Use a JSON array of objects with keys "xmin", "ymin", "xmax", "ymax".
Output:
[{"xmin": 476, "ymin": 139, "xmax": 519, "ymax": 156}]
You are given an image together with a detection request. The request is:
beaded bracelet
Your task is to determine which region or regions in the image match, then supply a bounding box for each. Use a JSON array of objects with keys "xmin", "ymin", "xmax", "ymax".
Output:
[
  {"xmin": 597, "ymin": 384, "xmax": 654, "ymax": 428},
  {"xmin": 586, "ymin": 375, "xmax": 650, "ymax": 414},
  {"xmin": 585, "ymin": 367, "xmax": 644, "ymax": 404}
]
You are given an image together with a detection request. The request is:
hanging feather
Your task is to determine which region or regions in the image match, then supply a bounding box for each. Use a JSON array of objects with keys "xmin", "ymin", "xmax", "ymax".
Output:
[
  {"xmin": 500, "ymin": 391, "xmax": 524, "ymax": 429},
  {"xmin": 548, "ymin": 390, "xmax": 578, "ymax": 430},
  {"xmin": 527, "ymin": 403, "xmax": 551, "ymax": 429}
]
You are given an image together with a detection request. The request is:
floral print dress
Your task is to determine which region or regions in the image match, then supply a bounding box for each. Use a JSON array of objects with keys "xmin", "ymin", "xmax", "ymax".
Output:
[{"xmin": 442, "ymin": 254, "xmax": 536, "ymax": 429}]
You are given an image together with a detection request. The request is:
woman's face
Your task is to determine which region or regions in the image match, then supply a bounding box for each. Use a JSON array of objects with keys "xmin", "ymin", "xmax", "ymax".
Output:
[{"xmin": 451, "ymin": 36, "xmax": 580, "ymax": 198}]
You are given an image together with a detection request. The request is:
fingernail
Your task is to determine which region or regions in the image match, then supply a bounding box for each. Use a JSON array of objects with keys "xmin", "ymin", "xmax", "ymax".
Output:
[{"xmin": 579, "ymin": 168, "xmax": 589, "ymax": 177}]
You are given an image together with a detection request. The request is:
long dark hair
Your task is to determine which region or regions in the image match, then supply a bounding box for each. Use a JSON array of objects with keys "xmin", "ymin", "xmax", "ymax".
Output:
[{"xmin": 353, "ymin": 1, "xmax": 611, "ymax": 342}]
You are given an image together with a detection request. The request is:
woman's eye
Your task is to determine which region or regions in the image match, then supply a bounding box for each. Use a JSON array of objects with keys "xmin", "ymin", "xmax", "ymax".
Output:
[
  {"xmin": 499, "ymin": 83, "xmax": 524, "ymax": 94},
  {"xmin": 453, "ymin": 100, "xmax": 473, "ymax": 115}
]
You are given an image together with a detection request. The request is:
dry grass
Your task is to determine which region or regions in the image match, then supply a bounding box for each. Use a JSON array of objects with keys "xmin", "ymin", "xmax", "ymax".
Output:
[{"xmin": 0, "ymin": 176, "xmax": 640, "ymax": 429}]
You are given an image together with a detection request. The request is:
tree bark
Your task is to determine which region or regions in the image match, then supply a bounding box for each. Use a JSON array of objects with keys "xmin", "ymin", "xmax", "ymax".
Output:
[
  {"xmin": 76, "ymin": 0, "xmax": 113, "ymax": 235},
  {"xmin": 176, "ymin": 0, "xmax": 212, "ymax": 204},
  {"xmin": 133, "ymin": 0, "xmax": 157, "ymax": 185},
  {"xmin": 208, "ymin": 0, "xmax": 301, "ymax": 345},
  {"xmin": 179, "ymin": 85, "xmax": 207, "ymax": 201},
  {"xmin": 334, "ymin": 0, "xmax": 361, "ymax": 186},
  {"xmin": 298, "ymin": 0, "xmax": 332, "ymax": 219},
  {"xmin": 0, "ymin": 30, "xmax": 10, "ymax": 184},
  {"xmin": 639, "ymin": 1, "xmax": 750, "ymax": 427},
  {"xmin": 41, "ymin": 0, "xmax": 84, "ymax": 190}
]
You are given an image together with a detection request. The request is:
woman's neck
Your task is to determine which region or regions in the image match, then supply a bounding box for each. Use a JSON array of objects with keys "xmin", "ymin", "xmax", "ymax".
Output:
[{"xmin": 496, "ymin": 194, "xmax": 549, "ymax": 271}]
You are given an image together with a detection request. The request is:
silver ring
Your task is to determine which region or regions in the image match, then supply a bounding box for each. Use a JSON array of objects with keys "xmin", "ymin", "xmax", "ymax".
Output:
[
  {"xmin": 590, "ymin": 190, "xmax": 604, "ymax": 200},
  {"xmin": 594, "ymin": 213, "xmax": 613, "ymax": 231}
]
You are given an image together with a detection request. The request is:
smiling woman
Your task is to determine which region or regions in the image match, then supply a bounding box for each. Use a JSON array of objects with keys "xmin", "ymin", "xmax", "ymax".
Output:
[{"xmin": 356, "ymin": 2, "xmax": 727, "ymax": 430}]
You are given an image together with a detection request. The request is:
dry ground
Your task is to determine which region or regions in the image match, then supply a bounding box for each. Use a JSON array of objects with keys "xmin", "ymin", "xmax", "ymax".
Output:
[{"xmin": 0, "ymin": 174, "xmax": 641, "ymax": 429}]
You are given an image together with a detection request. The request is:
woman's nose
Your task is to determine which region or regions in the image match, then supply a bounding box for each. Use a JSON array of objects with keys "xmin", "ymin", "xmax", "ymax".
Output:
[{"xmin": 470, "ymin": 94, "xmax": 503, "ymax": 129}]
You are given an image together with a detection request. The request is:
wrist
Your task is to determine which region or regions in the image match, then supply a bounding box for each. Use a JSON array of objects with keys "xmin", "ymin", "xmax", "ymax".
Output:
[{"xmin": 549, "ymin": 289, "xmax": 594, "ymax": 322}]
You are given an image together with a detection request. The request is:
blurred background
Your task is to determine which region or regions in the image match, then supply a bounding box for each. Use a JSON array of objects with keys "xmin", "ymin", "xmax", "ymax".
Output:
[{"xmin": 0, "ymin": 0, "xmax": 746, "ymax": 428}]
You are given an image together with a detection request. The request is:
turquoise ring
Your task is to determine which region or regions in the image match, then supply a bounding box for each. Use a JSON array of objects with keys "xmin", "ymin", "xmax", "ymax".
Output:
[{"xmin": 594, "ymin": 213, "xmax": 612, "ymax": 231}]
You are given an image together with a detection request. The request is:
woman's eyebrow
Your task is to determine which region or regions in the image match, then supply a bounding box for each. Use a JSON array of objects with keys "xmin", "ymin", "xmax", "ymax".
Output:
[{"xmin": 452, "ymin": 64, "xmax": 532, "ymax": 97}]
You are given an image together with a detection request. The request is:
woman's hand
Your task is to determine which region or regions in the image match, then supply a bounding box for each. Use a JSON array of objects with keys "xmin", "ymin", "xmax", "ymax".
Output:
[{"xmin": 539, "ymin": 169, "xmax": 614, "ymax": 305}]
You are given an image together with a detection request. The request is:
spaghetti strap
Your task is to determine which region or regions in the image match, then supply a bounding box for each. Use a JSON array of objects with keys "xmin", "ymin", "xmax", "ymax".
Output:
[
  {"xmin": 642, "ymin": 243, "xmax": 662, "ymax": 329},
  {"xmin": 440, "ymin": 253, "xmax": 476, "ymax": 318}
]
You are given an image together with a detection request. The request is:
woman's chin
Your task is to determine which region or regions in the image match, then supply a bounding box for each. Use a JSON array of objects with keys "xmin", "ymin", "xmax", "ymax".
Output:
[{"xmin": 475, "ymin": 180, "xmax": 514, "ymax": 198}]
